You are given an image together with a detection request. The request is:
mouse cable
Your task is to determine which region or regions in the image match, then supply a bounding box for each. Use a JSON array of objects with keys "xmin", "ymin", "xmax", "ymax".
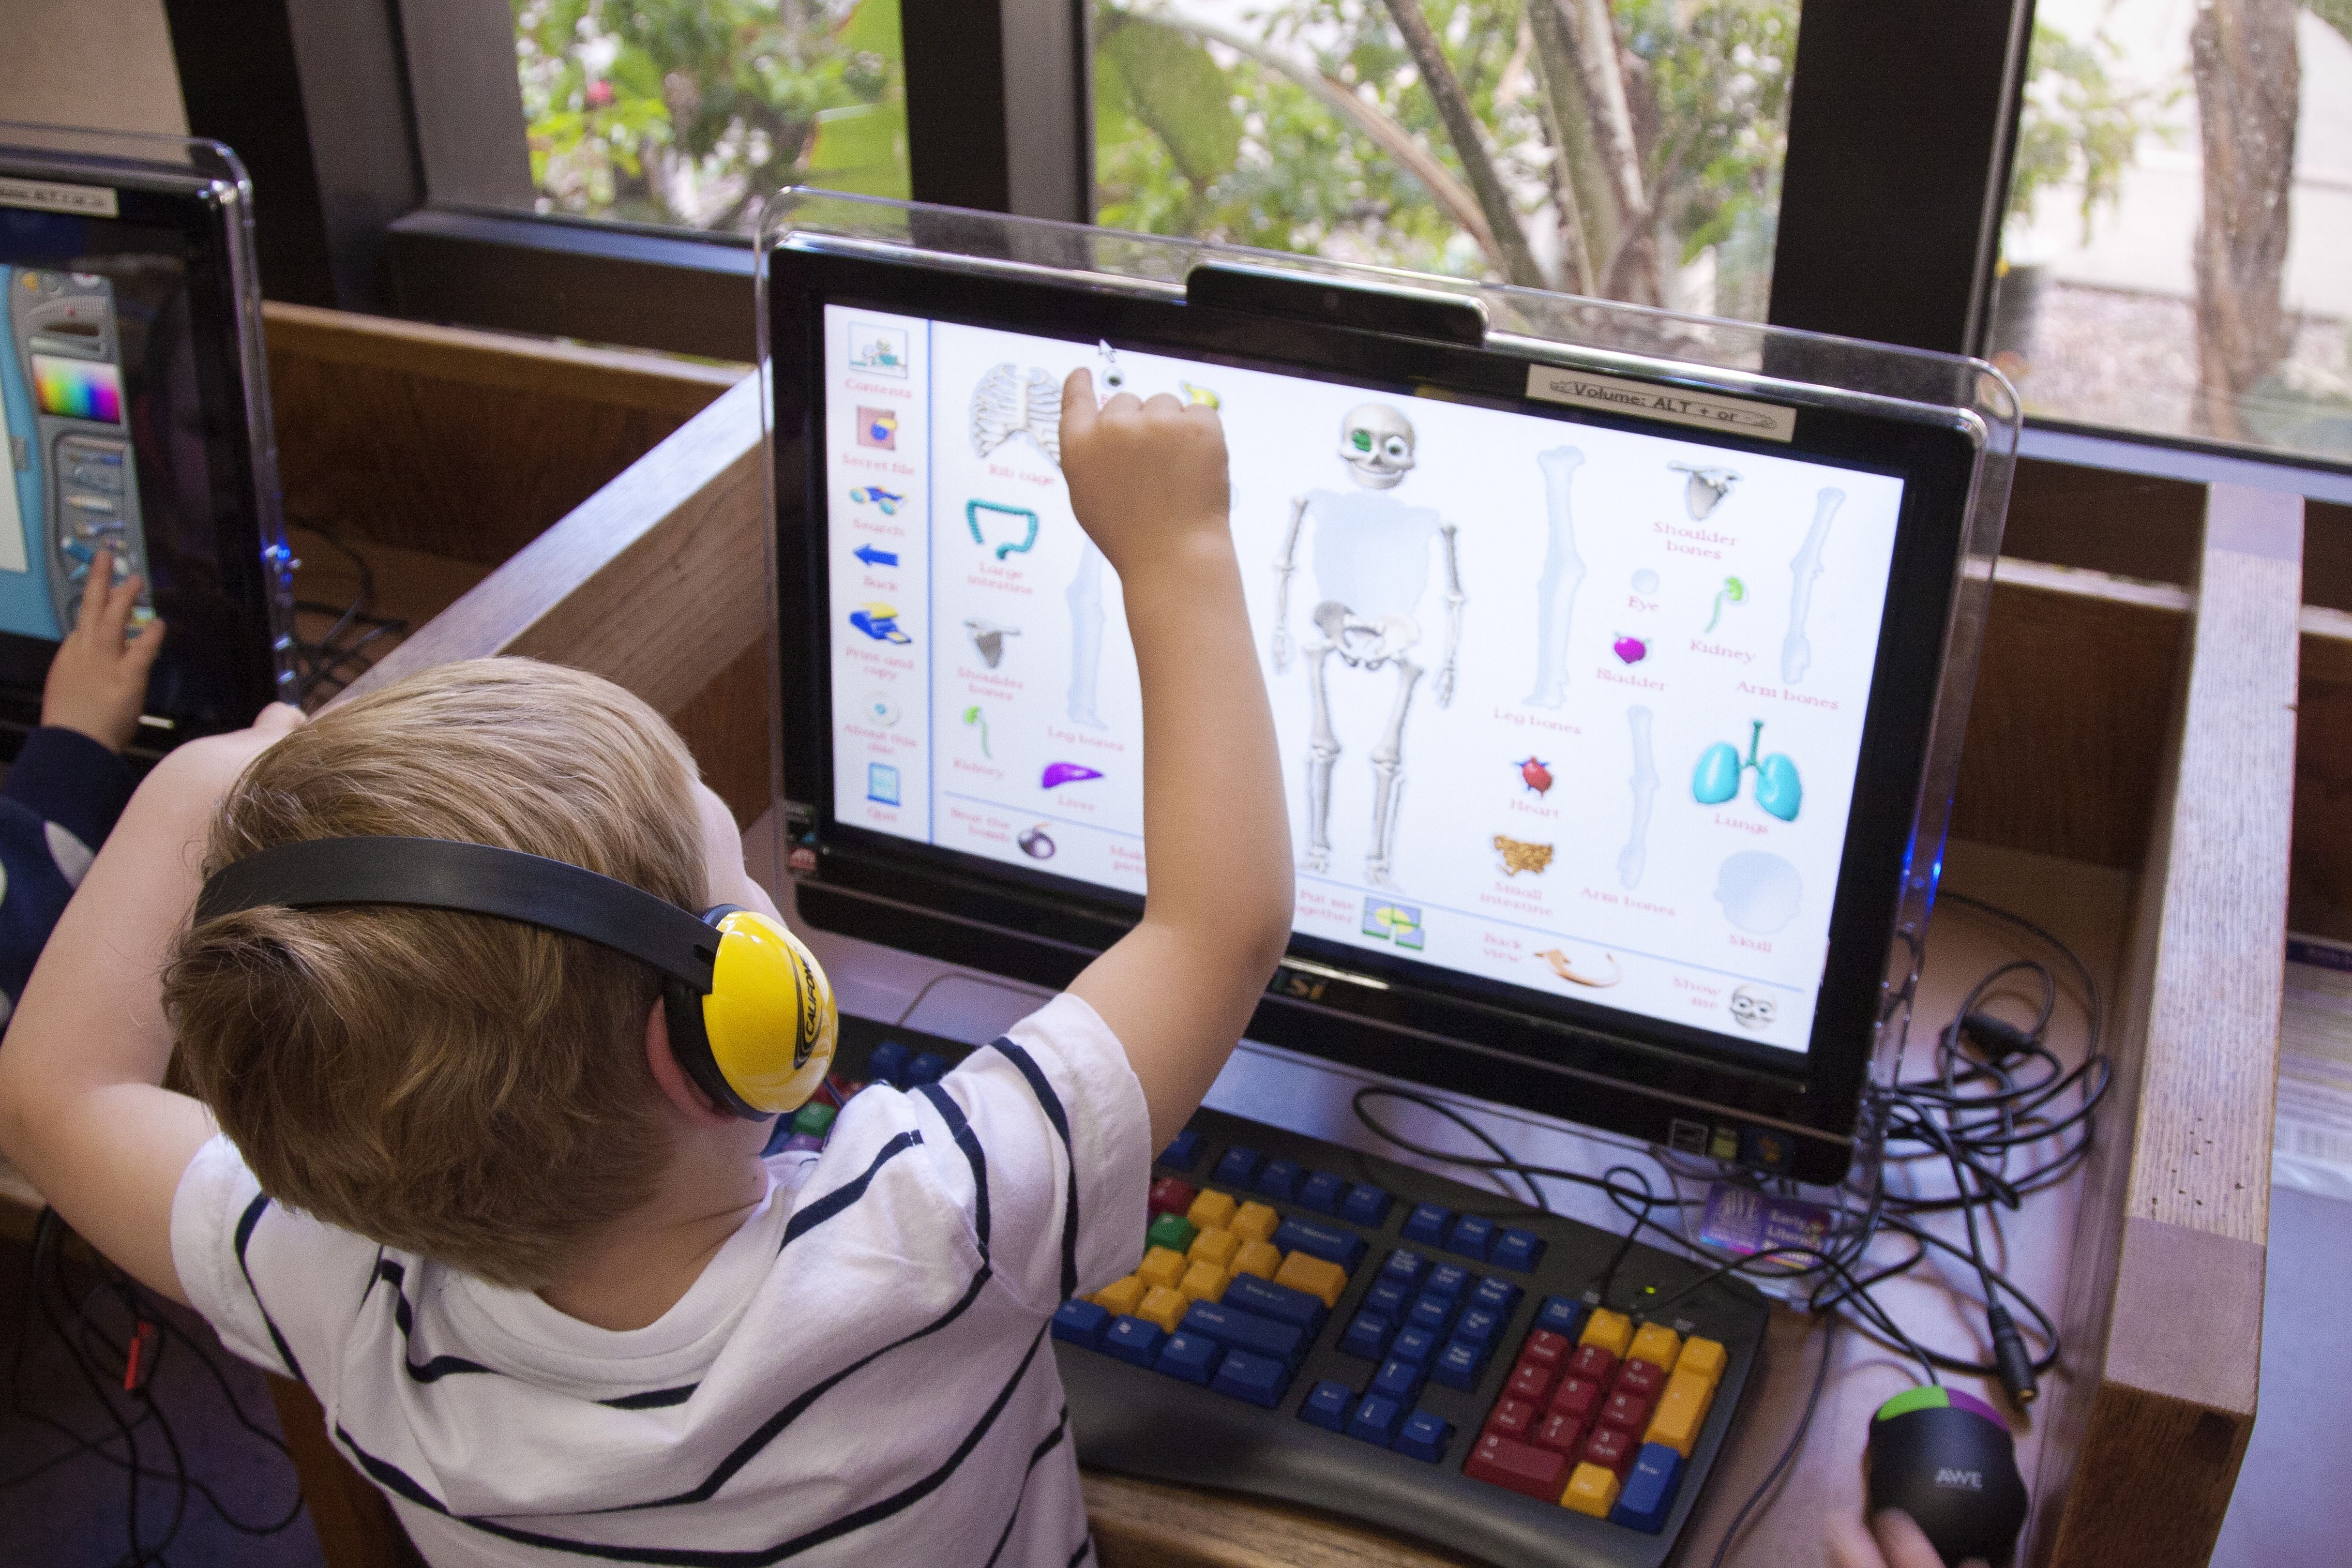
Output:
[{"xmin": 1704, "ymin": 1312, "xmax": 1841, "ymax": 1568}]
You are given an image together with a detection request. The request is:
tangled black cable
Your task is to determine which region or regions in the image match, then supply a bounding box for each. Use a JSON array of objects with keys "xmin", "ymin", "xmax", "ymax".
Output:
[
  {"xmin": 5, "ymin": 1207, "xmax": 306, "ymax": 1564},
  {"xmin": 288, "ymin": 521, "xmax": 409, "ymax": 704}
]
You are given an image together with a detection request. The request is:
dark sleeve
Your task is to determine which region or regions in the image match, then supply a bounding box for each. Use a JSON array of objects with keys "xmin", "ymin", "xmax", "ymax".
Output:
[
  {"xmin": 1, "ymin": 726, "xmax": 137, "ymax": 850},
  {"xmin": 0, "ymin": 798, "xmax": 78, "ymax": 1006}
]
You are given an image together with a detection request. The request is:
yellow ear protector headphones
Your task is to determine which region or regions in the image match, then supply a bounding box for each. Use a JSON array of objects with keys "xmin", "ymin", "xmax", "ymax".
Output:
[{"xmin": 192, "ymin": 837, "xmax": 837, "ymax": 1120}]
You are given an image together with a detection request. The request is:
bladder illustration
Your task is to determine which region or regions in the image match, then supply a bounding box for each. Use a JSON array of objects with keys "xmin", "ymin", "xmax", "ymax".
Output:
[
  {"xmin": 1618, "ymin": 705, "xmax": 1658, "ymax": 890},
  {"xmin": 1272, "ymin": 404, "xmax": 1463, "ymax": 887},
  {"xmin": 967, "ymin": 500, "xmax": 1039, "ymax": 560},
  {"xmin": 1783, "ymin": 487, "xmax": 1842, "ymax": 684},
  {"xmin": 1523, "ymin": 446, "xmax": 1586, "ymax": 709},
  {"xmin": 1693, "ymin": 719, "xmax": 1803, "ymax": 822}
]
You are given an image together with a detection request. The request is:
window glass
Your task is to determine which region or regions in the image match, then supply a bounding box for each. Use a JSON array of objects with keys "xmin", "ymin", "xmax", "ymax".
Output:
[
  {"xmin": 512, "ymin": 0, "xmax": 909, "ymax": 233},
  {"xmin": 1992, "ymin": 0, "xmax": 2351, "ymax": 463},
  {"xmin": 1092, "ymin": 0, "xmax": 1799, "ymax": 321}
]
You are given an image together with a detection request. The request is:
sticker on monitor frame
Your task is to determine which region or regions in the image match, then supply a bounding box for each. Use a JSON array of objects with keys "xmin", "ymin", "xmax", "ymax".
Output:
[
  {"xmin": 1524, "ymin": 365, "xmax": 1794, "ymax": 444},
  {"xmin": 0, "ymin": 177, "xmax": 119, "ymax": 218}
]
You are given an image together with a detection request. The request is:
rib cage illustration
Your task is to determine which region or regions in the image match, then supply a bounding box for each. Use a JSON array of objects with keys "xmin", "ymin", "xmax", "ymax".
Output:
[{"xmin": 971, "ymin": 365, "xmax": 1062, "ymax": 466}]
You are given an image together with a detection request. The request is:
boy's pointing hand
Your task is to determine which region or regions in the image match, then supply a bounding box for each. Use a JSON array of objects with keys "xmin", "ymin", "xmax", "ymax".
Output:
[{"xmin": 1059, "ymin": 366, "xmax": 1231, "ymax": 581}]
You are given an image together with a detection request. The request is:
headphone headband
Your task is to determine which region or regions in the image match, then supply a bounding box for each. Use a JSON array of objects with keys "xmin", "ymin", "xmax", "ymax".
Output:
[{"xmin": 193, "ymin": 837, "xmax": 723, "ymax": 992}]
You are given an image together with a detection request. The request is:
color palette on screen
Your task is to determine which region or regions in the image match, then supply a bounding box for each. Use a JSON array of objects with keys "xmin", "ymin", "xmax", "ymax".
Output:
[{"xmin": 31, "ymin": 355, "xmax": 124, "ymax": 424}]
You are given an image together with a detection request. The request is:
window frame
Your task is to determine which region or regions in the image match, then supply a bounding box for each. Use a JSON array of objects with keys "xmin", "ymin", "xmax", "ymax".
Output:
[{"xmin": 161, "ymin": 0, "xmax": 2352, "ymax": 494}]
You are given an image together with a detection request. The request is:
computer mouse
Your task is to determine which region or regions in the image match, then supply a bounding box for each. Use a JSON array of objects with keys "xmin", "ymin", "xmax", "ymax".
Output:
[{"xmin": 1862, "ymin": 1387, "xmax": 2028, "ymax": 1567}]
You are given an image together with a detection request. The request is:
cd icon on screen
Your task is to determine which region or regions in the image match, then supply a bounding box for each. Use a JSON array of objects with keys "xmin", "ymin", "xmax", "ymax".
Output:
[{"xmin": 861, "ymin": 693, "xmax": 900, "ymax": 727}]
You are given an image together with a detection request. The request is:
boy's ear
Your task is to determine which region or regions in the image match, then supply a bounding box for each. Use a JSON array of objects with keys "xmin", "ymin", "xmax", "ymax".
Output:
[{"xmin": 644, "ymin": 1003, "xmax": 739, "ymax": 1128}]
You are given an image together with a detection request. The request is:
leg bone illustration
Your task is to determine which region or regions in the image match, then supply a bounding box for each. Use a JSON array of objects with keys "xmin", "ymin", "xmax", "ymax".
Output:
[
  {"xmin": 1524, "ymin": 447, "xmax": 1586, "ymax": 708},
  {"xmin": 1066, "ymin": 540, "xmax": 1107, "ymax": 728}
]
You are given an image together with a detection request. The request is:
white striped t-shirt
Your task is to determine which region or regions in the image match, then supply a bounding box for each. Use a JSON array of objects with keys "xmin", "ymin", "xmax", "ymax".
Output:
[{"xmin": 170, "ymin": 992, "xmax": 1152, "ymax": 1568}]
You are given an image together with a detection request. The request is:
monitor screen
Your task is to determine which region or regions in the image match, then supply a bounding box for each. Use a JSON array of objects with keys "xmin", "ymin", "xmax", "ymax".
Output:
[
  {"xmin": 818, "ymin": 305, "xmax": 1907, "ymax": 1059},
  {"xmin": 0, "ymin": 177, "xmax": 290, "ymax": 745}
]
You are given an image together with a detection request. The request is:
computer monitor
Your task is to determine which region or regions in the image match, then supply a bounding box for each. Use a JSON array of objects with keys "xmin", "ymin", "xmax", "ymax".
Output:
[
  {"xmin": 0, "ymin": 124, "xmax": 295, "ymax": 752},
  {"xmin": 762, "ymin": 198, "xmax": 2012, "ymax": 1185}
]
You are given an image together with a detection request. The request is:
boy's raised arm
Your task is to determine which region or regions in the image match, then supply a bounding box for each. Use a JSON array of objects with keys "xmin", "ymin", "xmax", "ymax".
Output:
[
  {"xmin": 1058, "ymin": 369, "xmax": 1293, "ymax": 1151},
  {"xmin": 0, "ymin": 704, "xmax": 306, "ymax": 1303}
]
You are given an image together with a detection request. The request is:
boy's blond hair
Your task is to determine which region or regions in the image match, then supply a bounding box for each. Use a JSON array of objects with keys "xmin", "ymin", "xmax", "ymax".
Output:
[{"xmin": 164, "ymin": 659, "xmax": 709, "ymax": 1288}]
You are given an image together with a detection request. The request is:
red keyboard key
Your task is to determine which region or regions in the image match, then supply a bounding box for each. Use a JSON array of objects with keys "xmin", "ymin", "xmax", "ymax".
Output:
[
  {"xmin": 1484, "ymin": 1395, "xmax": 1538, "ymax": 1439},
  {"xmin": 1600, "ymin": 1388, "xmax": 1654, "ymax": 1433},
  {"xmin": 1550, "ymin": 1373, "xmax": 1601, "ymax": 1422},
  {"xmin": 1583, "ymin": 1422, "xmax": 1635, "ymax": 1476},
  {"xmin": 1508, "ymin": 1359, "xmax": 1556, "ymax": 1404},
  {"xmin": 1613, "ymin": 1357, "xmax": 1665, "ymax": 1402},
  {"xmin": 1568, "ymin": 1343, "xmax": 1617, "ymax": 1384},
  {"xmin": 1533, "ymin": 1409, "xmax": 1587, "ymax": 1453},
  {"xmin": 1519, "ymin": 1328, "xmax": 1569, "ymax": 1368},
  {"xmin": 1464, "ymin": 1432, "xmax": 1570, "ymax": 1501},
  {"xmin": 1147, "ymin": 1176, "xmax": 1198, "ymax": 1217}
]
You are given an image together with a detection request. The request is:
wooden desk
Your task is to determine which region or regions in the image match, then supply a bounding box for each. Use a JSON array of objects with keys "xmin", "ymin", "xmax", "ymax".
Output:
[{"xmin": 5, "ymin": 307, "xmax": 2318, "ymax": 1568}]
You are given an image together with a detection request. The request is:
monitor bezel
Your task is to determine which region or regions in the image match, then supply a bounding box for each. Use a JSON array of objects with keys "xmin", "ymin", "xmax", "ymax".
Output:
[{"xmin": 769, "ymin": 240, "xmax": 1985, "ymax": 1183}]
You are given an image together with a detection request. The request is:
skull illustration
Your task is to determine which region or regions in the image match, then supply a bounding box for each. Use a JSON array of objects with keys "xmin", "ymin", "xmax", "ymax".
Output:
[
  {"xmin": 1729, "ymin": 986, "xmax": 1777, "ymax": 1031},
  {"xmin": 1339, "ymin": 404, "xmax": 1416, "ymax": 489}
]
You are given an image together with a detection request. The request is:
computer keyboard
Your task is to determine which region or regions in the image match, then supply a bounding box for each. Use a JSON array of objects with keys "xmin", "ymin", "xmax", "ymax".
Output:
[{"xmin": 818, "ymin": 1014, "xmax": 1770, "ymax": 1568}]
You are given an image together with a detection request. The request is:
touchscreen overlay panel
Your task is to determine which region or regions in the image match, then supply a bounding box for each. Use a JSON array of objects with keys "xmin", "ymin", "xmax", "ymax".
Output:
[{"xmin": 820, "ymin": 305, "xmax": 1908, "ymax": 1056}]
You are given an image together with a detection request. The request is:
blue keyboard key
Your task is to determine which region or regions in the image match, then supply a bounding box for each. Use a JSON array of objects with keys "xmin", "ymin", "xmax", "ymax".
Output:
[
  {"xmin": 1342, "ymin": 1183, "xmax": 1393, "ymax": 1227},
  {"xmin": 1402, "ymin": 1202, "xmax": 1451, "ymax": 1247},
  {"xmin": 1425, "ymin": 1262, "xmax": 1472, "ymax": 1300},
  {"xmin": 1347, "ymin": 1392, "xmax": 1404, "ymax": 1444},
  {"xmin": 1406, "ymin": 1291, "xmax": 1458, "ymax": 1337},
  {"xmin": 867, "ymin": 1040, "xmax": 911, "ymax": 1086},
  {"xmin": 1432, "ymin": 1337, "xmax": 1484, "ymax": 1390},
  {"xmin": 1537, "ymin": 1295, "xmax": 1588, "ymax": 1339},
  {"xmin": 1210, "ymin": 1347, "xmax": 1291, "ymax": 1408},
  {"xmin": 1272, "ymin": 1217, "xmax": 1366, "ymax": 1272},
  {"xmin": 1364, "ymin": 1280, "xmax": 1410, "ymax": 1322},
  {"xmin": 1447, "ymin": 1213, "xmax": 1497, "ymax": 1260},
  {"xmin": 1390, "ymin": 1325, "xmax": 1437, "ymax": 1367},
  {"xmin": 1181, "ymin": 1300, "xmax": 1306, "ymax": 1367},
  {"xmin": 1470, "ymin": 1277, "xmax": 1522, "ymax": 1318},
  {"xmin": 1611, "ymin": 1443, "xmax": 1687, "ymax": 1533},
  {"xmin": 1371, "ymin": 1356, "xmax": 1423, "ymax": 1405},
  {"xmin": 1299, "ymin": 1170, "xmax": 1348, "ymax": 1215},
  {"xmin": 1159, "ymin": 1129, "xmax": 1203, "ymax": 1171},
  {"xmin": 1455, "ymin": 1305, "xmax": 1502, "ymax": 1350},
  {"xmin": 1301, "ymin": 1379, "xmax": 1354, "ymax": 1432},
  {"xmin": 1394, "ymin": 1409, "xmax": 1453, "ymax": 1463},
  {"xmin": 1378, "ymin": 1249, "xmax": 1430, "ymax": 1292},
  {"xmin": 1339, "ymin": 1311, "xmax": 1393, "ymax": 1361},
  {"xmin": 1492, "ymin": 1227, "xmax": 1545, "ymax": 1273},
  {"xmin": 906, "ymin": 1051, "xmax": 950, "ymax": 1085},
  {"xmin": 1214, "ymin": 1146, "xmax": 1263, "ymax": 1187},
  {"xmin": 1256, "ymin": 1159, "xmax": 1303, "ymax": 1201},
  {"xmin": 1154, "ymin": 1330, "xmax": 1222, "ymax": 1386},
  {"xmin": 1103, "ymin": 1315, "xmax": 1165, "ymax": 1368},
  {"xmin": 1224, "ymin": 1275, "xmax": 1327, "ymax": 1334},
  {"xmin": 1051, "ymin": 1299, "xmax": 1110, "ymax": 1350}
]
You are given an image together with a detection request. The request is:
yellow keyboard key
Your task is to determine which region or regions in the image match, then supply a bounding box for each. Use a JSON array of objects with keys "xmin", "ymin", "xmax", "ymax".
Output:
[
  {"xmin": 1628, "ymin": 1322, "xmax": 1682, "ymax": 1371},
  {"xmin": 1561, "ymin": 1462, "xmax": 1621, "ymax": 1517},
  {"xmin": 1178, "ymin": 1261, "xmax": 1229, "ymax": 1304},
  {"xmin": 1137, "ymin": 1284, "xmax": 1188, "ymax": 1334},
  {"xmin": 1274, "ymin": 1251, "xmax": 1349, "ymax": 1309},
  {"xmin": 1189, "ymin": 1227, "xmax": 1240, "ymax": 1269},
  {"xmin": 1187, "ymin": 1190, "xmax": 1238, "ymax": 1231},
  {"xmin": 1231, "ymin": 1239, "xmax": 1282, "ymax": 1280},
  {"xmin": 1093, "ymin": 1274, "xmax": 1144, "ymax": 1317},
  {"xmin": 1674, "ymin": 1336, "xmax": 1727, "ymax": 1388},
  {"xmin": 1231, "ymin": 1201, "xmax": 1281, "ymax": 1244},
  {"xmin": 1643, "ymin": 1368, "xmax": 1717, "ymax": 1458},
  {"xmin": 1136, "ymin": 1245, "xmax": 1188, "ymax": 1292},
  {"xmin": 1579, "ymin": 1308, "xmax": 1633, "ymax": 1360}
]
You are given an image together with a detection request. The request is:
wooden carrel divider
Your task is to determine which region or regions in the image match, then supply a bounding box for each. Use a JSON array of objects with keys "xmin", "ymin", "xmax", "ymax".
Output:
[{"xmin": 260, "ymin": 307, "xmax": 2315, "ymax": 1568}]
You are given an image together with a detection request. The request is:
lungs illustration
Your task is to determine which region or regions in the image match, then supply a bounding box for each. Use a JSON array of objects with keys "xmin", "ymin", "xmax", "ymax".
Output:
[
  {"xmin": 1754, "ymin": 752, "xmax": 1803, "ymax": 822},
  {"xmin": 1693, "ymin": 742, "xmax": 1743, "ymax": 805}
]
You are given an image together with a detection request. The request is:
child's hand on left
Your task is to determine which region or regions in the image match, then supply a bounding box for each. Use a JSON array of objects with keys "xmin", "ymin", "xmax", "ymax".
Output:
[{"xmin": 43, "ymin": 548, "xmax": 165, "ymax": 753}]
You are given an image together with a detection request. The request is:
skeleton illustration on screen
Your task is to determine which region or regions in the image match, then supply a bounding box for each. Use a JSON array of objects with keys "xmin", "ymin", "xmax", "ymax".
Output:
[{"xmin": 1272, "ymin": 404, "xmax": 1464, "ymax": 887}]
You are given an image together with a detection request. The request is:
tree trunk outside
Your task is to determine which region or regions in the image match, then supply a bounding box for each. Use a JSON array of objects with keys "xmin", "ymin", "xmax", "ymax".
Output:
[
  {"xmin": 1377, "ymin": 0, "xmax": 1549, "ymax": 288},
  {"xmin": 2188, "ymin": 0, "xmax": 2299, "ymax": 441}
]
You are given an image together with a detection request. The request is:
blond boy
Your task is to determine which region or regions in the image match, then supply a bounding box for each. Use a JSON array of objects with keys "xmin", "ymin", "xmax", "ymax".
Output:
[{"xmin": 0, "ymin": 373, "xmax": 1290, "ymax": 1566}]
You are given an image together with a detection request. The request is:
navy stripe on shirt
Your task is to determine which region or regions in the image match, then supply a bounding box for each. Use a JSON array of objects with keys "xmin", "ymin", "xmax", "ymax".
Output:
[
  {"xmin": 779, "ymin": 1130, "xmax": 921, "ymax": 1253},
  {"xmin": 233, "ymin": 1194, "xmax": 305, "ymax": 1386},
  {"xmin": 979, "ymin": 1404, "xmax": 1071, "ymax": 1568},
  {"xmin": 914, "ymin": 1082, "xmax": 991, "ymax": 1255},
  {"xmin": 991, "ymin": 1039, "xmax": 1081, "ymax": 1303}
]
